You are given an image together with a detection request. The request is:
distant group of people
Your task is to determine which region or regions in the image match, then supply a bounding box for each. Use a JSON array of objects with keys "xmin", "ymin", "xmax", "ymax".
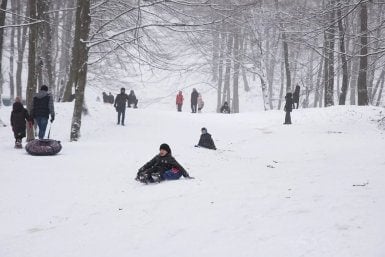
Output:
[
  {"xmin": 175, "ymin": 88, "xmax": 230, "ymax": 114},
  {"xmin": 283, "ymin": 85, "xmax": 300, "ymax": 125},
  {"xmin": 175, "ymin": 88, "xmax": 204, "ymax": 113},
  {"xmin": 113, "ymin": 88, "xmax": 138, "ymax": 125},
  {"xmin": 10, "ymin": 85, "xmax": 55, "ymax": 148},
  {"xmin": 102, "ymin": 92, "xmax": 115, "ymax": 104}
]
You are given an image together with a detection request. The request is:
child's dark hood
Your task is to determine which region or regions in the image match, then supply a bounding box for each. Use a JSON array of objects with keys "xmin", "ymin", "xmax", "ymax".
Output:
[{"xmin": 12, "ymin": 102, "xmax": 24, "ymax": 112}]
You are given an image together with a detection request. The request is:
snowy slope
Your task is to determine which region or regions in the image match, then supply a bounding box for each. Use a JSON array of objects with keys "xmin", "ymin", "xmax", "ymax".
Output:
[{"xmin": 0, "ymin": 102, "xmax": 385, "ymax": 257}]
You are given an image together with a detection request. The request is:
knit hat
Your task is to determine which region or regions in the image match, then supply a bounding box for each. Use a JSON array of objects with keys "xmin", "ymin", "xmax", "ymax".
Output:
[
  {"xmin": 40, "ymin": 85, "xmax": 48, "ymax": 91},
  {"xmin": 201, "ymin": 127, "xmax": 207, "ymax": 133},
  {"xmin": 159, "ymin": 143, "xmax": 171, "ymax": 155}
]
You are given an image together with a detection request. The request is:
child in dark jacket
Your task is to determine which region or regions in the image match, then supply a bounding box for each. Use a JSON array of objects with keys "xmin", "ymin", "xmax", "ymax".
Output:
[
  {"xmin": 136, "ymin": 144, "xmax": 193, "ymax": 183},
  {"xmin": 10, "ymin": 99, "xmax": 32, "ymax": 148},
  {"xmin": 196, "ymin": 127, "xmax": 216, "ymax": 150}
]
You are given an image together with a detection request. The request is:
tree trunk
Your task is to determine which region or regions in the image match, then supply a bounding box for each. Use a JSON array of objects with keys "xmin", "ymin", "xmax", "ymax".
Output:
[
  {"xmin": 222, "ymin": 32, "xmax": 233, "ymax": 106},
  {"xmin": 0, "ymin": 0, "xmax": 8, "ymax": 105},
  {"xmin": 282, "ymin": 32, "xmax": 291, "ymax": 94},
  {"xmin": 232, "ymin": 31, "xmax": 240, "ymax": 113},
  {"xmin": 212, "ymin": 26, "xmax": 220, "ymax": 82},
  {"xmin": 278, "ymin": 60, "xmax": 284, "ymax": 109},
  {"xmin": 9, "ymin": 0, "xmax": 16, "ymax": 99},
  {"xmin": 357, "ymin": 2, "xmax": 369, "ymax": 106},
  {"xmin": 26, "ymin": 0, "xmax": 38, "ymax": 141},
  {"xmin": 324, "ymin": 0, "xmax": 335, "ymax": 107},
  {"xmin": 371, "ymin": 68, "xmax": 385, "ymax": 101},
  {"xmin": 70, "ymin": 0, "xmax": 91, "ymax": 141},
  {"xmin": 16, "ymin": 0, "xmax": 28, "ymax": 100},
  {"xmin": 314, "ymin": 57, "xmax": 324, "ymax": 107},
  {"xmin": 58, "ymin": 0, "xmax": 75, "ymax": 100},
  {"xmin": 216, "ymin": 31, "xmax": 225, "ymax": 112},
  {"xmin": 375, "ymin": 75, "xmax": 384, "ymax": 106},
  {"xmin": 240, "ymin": 36, "xmax": 249, "ymax": 92},
  {"xmin": 337, "ymin": 0, "xmax": 349, "ymax": 105}
]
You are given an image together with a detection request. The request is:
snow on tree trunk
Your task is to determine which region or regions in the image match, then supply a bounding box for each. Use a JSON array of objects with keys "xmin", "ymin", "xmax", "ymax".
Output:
[
  {"xmin": 70, "ymin": 0, "xmax": 91, "ymax": 141},
  {"xmin": 357, "ymin": 2, "xmax": 369, "ymax": 106}
]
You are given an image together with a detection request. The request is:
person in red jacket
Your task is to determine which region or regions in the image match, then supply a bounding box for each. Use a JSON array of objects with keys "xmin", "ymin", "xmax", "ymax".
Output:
[{"xmin": 176, "ymin": 91, "xmax": 184, "ymax": 112}]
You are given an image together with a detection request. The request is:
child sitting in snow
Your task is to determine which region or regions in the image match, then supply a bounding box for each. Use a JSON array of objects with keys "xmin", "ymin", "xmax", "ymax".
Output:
[
  {"xmin": 195, "ymin": 127, "xmax": 216, "ymax": 150},
  {"xmin": 135, "ymin": 143, "xmax": 193, "ymax": 183}
]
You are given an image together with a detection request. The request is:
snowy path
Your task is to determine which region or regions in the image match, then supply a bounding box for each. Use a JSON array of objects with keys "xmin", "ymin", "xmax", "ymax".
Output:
[{"xmin": 1, "ymin": 104, "xmax": 385, "ymax": 257}]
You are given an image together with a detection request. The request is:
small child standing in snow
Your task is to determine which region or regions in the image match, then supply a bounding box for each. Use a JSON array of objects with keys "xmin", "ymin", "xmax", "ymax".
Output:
[
  {"xmin": 10, "ymin": 97, "xmax": 32, "ymax": 148},
  {"xmin": 135, "ymin": 143, "xmax": 193, "ymax": 183}
]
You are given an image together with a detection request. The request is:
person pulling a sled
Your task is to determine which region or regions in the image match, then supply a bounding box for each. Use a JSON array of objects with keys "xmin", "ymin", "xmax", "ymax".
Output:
[
  {"xmin": 136, "ymin": 143, "xmax": 193, "ymax": 183},
  {"xmin": 195, "ymin": 127, "xmax": 216, "ymax": 150},
  {"xmin": 31, "ymin": 85, "xmax": 55, "ymax": 139}
]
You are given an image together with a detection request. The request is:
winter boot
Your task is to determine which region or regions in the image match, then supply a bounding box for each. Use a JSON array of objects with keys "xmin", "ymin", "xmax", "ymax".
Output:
[{"xmin": 15, "ymin": 139, "xmax": 22, "ymax": 149}]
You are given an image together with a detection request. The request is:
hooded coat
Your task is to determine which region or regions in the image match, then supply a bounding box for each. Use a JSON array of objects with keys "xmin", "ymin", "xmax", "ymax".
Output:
[
  {"xmin": 10, "ymin": 102, "xmax": 31, "ymax": 138},
  {"xmin": 31, "ymin": 91, "xmax": 55, "ymax": 119}
]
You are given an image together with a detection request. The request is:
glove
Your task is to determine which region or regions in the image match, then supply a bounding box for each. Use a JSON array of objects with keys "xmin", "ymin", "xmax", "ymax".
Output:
[{"xmin": 186, "ymin": 176, "xmax": 195, "ymax": 179}]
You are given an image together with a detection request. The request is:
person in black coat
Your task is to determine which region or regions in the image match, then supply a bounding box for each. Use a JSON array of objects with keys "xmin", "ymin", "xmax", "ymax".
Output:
[
  {"xmin": 196, "ymin": 127, "xmax": 216, "ymax": 150},
  {"xmin": 284, "ymin": 92, "xmax": 293, "ymax": 124},
  {"xmin": 220, "ymin": 101, "xmax": 230, "ymax": 114},
  {"xmin": 10, "ymin": 99, "xmax": 32, "ymax": 147},
  {"xmin": 31, "ymin": 85, "xmax": 55, "ymax": 139},
  {"xmin": 136, "ymin": 143, "xmax": 193, "ymax": 183},
  {"xmin": 114, "ymin": 88, "xmax": 129, "ymax": 125},
  {"xmin": 127, "ymin": 90, "xmax": 138, "ymax": 108},
  {"xmin": 191, "ymin": 88, "xmax": 198, "ymax": 113},
  {"xmin": 293, "ymin": 85, "xmax": 300, "ymax": 109}
]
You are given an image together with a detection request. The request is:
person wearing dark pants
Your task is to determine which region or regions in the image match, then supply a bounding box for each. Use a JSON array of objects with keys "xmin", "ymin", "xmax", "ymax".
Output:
[
  {"xmin": 284, "ymin": 92, "xmax": 293, "ymax": 124},
  {"xmin": 293, "ymin": 85, "xmax": 300, "ymax": 109},
  {"xmin": 114, "ymin": 88, "xmax": 129, "ymax": 125},
  {"xmin": 127, "ymin": 90, "xmax": 138, "ymax": 108},
  {"xmin": 31, "ymin": 85, "xmax": 55, "ymax": 139},
  {"xmin": 191, "ymin": 88, "xmax": 198, "ymax": 113}
]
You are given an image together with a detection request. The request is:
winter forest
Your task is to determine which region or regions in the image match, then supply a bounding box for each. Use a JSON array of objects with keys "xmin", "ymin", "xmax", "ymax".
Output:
[
  {"xmin": 0, "ymin": 0, "xmax": 384, "ymax": 139},
  {"xmin": 1, "ymin": 1, "xmax": 385, "ymax": 257}
]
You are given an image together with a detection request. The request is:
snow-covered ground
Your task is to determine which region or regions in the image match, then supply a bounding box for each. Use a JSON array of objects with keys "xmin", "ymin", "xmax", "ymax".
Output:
[{"xmin": 1, "ymin": 101, "xmax": 385, "ymax": 257}]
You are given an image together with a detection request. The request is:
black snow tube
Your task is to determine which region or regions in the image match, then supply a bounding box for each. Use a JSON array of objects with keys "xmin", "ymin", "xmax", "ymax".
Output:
[{"xmin": 25, "ymin": 139, "xmax": 62, "ymax": 156}]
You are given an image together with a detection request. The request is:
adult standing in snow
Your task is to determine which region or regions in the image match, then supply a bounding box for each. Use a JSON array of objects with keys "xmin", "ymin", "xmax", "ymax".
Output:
[
  {"xmin": 176, "ymin": 91, "xmax": 184, "ymax": 112},
  {"xmin": 284, "ymin": 92, "xmax": 293, "ymax": 124},
  {"xmin": 11, "ymin": 97, "xmax": 32, "ymax": 148},
  {"xmin": 191, "ymin": 88, "xmax": 199, "ymax": 113},
  {"xmin": 114, "ymin": 87, "xmax": 129, "ymax": 125},
  {"xmin": 293, "ymin": 85, "xmax": 300, "ymax": 109},
  {"xmin": 197, "ymin": 93, "xmax": 204, "ymax": 113},
  {"xmin": 135, "ymin": 143, "xmax": 193, "ymax": 183},
  {"xmin": 31, "ymin": 85, "xmax": 55, "ymax": 139},
  {"xmin": 195, "ymin": 127, "xmax": 216, "ymax": 150},
  {"xmin": 220, "ymin": 101, "xmax": 230, "ymax": 114},
  {"xmin": 127, "ymin": 90, "xmax": 138, "ymax": 108}
]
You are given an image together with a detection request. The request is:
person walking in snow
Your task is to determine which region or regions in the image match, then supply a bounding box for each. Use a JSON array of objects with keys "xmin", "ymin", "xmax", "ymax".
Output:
[
  {"xmin": 220, "ymin": 101, "xmax": 230, "ymax": 114},
  {"xmin": 293, "ymin": 85, "xmax": 300, "ymax": 109},
  {"xmin": 197, "ymin": 93, "xmax": 204, "ymax": 113},
  {"xmin": 195, "ymin": 127, "xmax": 216, "ymax": 150},
  {"xmin": 284, "ymin": 92, "xmax": 293, "ymax": 124},
  {"xmin": 176, "ymin": 91, "xmax": 184, "ymax": 112},
  {"xmin": 135, "ymin": 143, "xmax": 193, "ymax": 183},
  {"xmin": 191, "ymin": 88, "xmax": 199, "ymax": 113},
  {"xmin": 31, "ymin": 85, "xmax": 55, "ymax": 139},
  {"xmin": 114, "ymin": 87, "xmax": 129, "ymax": 125},
  {"xmin": 11, "ymin": 97, "xmax": 32, "ymax": 148},
  {"xmin": 127, "ymin": 90, "xmax": 138, "ymax": 108}
]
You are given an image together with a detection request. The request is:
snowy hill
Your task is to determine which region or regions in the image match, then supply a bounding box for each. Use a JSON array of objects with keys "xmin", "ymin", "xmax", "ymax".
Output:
[{"xmin": 1, "ymin": 103, "xmax": 385, "ymax": 257}]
